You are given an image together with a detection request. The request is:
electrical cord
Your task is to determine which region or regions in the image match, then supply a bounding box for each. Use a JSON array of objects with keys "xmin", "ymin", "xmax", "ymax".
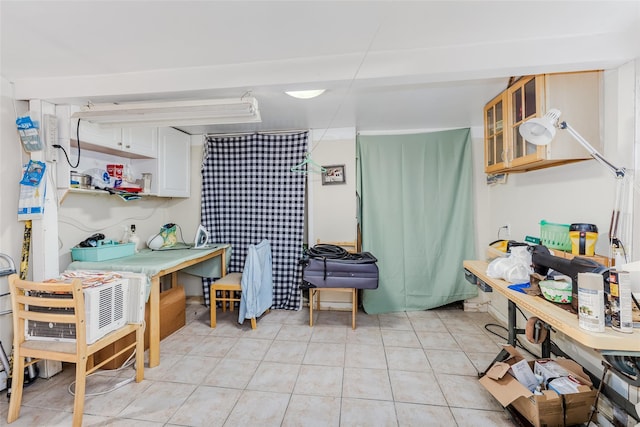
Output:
[
  {"xmin": 307, "ymin": 244, "xmax": 350, "ymax": 259},
  {"xmin": 483, "ymin": 302, "xmax": 562, "ymax": 360},
  {"xmin": 67, "ymin": 350, "xmax": 136, "ymax": 397},
  {"xmin": 483, "ymin": 323, "xmax": 540, "ymax": 359},
  {"xmin": 67, "ymin": 320, "xmax": 146, "ymax": 397},
  {"xmin": 54, "ymin": 119, "xmax": 81, "ymax": 168},
  {"xmin": 58, "ymin": 199, "xmax": 170, "ymax": 236},
  {"xmin": 497, "ymin": 225, "xmax": 509, "ymax": 240},
  {"xmin": 305, "ymin": 244, "xmax": 373, "ymax": 262},
  {"xmin": 147, "ymin": 223, "xmax": 191, "ymax": 250}
]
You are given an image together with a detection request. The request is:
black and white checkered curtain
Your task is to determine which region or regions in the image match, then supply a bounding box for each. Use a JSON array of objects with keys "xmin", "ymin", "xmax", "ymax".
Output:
[{"xmin": 201, "ymin": 132, "xmax": 308, "ymax": 309}]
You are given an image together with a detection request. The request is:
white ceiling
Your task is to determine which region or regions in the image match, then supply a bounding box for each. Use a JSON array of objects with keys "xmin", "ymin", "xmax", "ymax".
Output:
[{"xmin": 2, "ymin": 1, "xmax": 639, "ymax": 135}]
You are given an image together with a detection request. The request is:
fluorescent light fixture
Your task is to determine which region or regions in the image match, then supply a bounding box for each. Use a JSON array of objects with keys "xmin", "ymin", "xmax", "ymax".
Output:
[
  {"xmin": 285, "ymin": 89, "xmax": 326, "ymax": 99},
  {"xmin": 71, "ymin": 97, "xmax": 261, "ymax": 127},
  {"xmin": 519, "ymin": 108, "xmax": 625, "ymax": 178}
]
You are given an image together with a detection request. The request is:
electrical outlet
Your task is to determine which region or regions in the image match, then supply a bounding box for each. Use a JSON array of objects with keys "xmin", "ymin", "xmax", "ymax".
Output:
[{"xmin": 43, "ymin": 114, "xmax": 58, "ymax": 162}]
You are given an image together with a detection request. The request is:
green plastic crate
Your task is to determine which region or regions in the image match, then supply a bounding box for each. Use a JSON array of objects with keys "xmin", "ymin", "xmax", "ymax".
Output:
[
  {"xmin": 71, "ymin": 240, "xmax": 135, "ymax": 262},
  {"xmin": 539, "ymin": 220, "xmax": 572, "ymax": 251}
]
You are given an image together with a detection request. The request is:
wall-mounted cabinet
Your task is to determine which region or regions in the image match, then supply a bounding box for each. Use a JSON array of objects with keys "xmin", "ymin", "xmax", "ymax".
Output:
[
  {"xmin": 135, "ymin": 127, "xmax": 191, "ymax": 197},
  {"xmin": 156, "ymin": 127, "xmax": 190, "ymax": 197},
  {"xmin": 71, "ymin": 119, "xmax": 158, "ymax": 159},
  {"xmin": 484, "ymin": 71, "xmax": 603, "ymax": 174},
  {"xmin": 56, "ymin": 107, "xmax": 190, "ymax": 199},
  {"xmin": 484, "ymin": 92, "xmax": 507, "ymax": 174}
]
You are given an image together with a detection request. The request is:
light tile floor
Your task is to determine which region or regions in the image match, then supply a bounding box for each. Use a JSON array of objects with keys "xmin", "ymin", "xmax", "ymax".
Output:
[{"xmin": 0, "ymin": 303, "xmax": 519, "ymax": 426}]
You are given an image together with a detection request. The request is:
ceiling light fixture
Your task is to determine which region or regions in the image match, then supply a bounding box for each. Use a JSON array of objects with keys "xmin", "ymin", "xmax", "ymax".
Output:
[
  {"xmin": 285, "ymin": 89, "xmax": 326, "ymax": 99},
  {"xmin": 71, "ymin": 97, "xmax": 261, "ymax": 127}
]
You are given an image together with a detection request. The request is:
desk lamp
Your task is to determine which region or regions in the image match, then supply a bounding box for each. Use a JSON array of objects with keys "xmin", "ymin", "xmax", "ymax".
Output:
[
  {"xmin": 519, "ymin": 109, "xmax": 633, "ymax": 263},
  {"xmin": 522, "ymin": 111, "xmax": 640, "ymax": 389}
]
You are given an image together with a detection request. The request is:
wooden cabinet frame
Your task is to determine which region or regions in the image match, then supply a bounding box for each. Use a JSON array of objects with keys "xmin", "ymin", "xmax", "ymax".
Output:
[{"xmin": 483, "ymin": 71, "xmax": 602, "ymax": 174}]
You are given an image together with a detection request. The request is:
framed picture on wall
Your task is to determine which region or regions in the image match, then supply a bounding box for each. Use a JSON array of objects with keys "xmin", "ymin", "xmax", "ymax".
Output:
[{"xmin": 321, "ymin": 165, "xmax": 346, "ymax": 185}]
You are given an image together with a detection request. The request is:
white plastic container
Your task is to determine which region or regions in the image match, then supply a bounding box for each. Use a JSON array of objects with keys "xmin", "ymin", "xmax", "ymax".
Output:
[
  {"xmin": 128, "ymin": 224, "xmax": 141, "ymax": 253},
  {"xmin": 577, "ymin": 272, "xmax": 605, "ymax": 332}
]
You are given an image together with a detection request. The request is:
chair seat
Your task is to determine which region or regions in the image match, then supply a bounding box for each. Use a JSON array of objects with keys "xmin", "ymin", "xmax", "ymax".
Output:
[
  {"xmin": 21, "ymin": 340, "xmax": 77, "ymax": 355},
  {"xmin": 212, "ymin": 272, "xmax": 242, "ymax": 287},
  {"xmin": 210, "ymin": 240, "xmax": 273, "ymax": 330}
]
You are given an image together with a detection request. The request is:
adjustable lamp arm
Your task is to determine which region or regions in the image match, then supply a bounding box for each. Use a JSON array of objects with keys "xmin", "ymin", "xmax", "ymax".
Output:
[
  {"xmin": 559, "ymin": 121, "xmax": 626, "ymax": 179},
  {"xmin": 561, "ymin": 121, "xmax": 627, "ymax": 247},
  {"xmin": 519, "ymin": 108, "xmax": 631, "ymax": 255}
]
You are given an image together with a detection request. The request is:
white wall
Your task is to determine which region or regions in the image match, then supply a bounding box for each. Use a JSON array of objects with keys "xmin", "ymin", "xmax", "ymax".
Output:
[
  {"xmin": 305, "ymin": 128, "xmax": 358, "ymax": 309},
  {"xmin": 0, "ymin": 77, "xmax": 29, "ymax": 379},
  {"xmin": 309, "ymin": 128, "xmax": 358, "ymax": 244}
]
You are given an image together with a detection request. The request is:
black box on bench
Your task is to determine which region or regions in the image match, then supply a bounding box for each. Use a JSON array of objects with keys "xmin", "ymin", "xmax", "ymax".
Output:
[{"xmin": 302, "ymin": 252, "xmax": 379, "ymax": 289}]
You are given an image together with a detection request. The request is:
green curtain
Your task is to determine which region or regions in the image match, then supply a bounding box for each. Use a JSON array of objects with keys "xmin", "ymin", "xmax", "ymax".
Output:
[{"xmin": 357, "ymin": 128, "xmax": 478, "ymax": 314}]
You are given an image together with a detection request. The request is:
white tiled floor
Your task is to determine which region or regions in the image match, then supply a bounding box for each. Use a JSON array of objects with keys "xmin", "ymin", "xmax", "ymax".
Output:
[{"xmin": 0, "ymin": 303, "xmax": 518, "ymax": 426}]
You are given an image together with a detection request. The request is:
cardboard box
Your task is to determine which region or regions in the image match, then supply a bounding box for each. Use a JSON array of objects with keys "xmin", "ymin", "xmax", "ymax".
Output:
[
  {"xmin": 92, "ymin": 285, "xmax": 186, "ymax": 369},
  {"xmin": 479, "ymin": 346, "xmax": 597, "ymax": 427}
]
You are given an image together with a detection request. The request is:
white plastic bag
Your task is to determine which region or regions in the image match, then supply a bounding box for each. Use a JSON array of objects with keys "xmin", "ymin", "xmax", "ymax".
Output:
[{"xmin": 486, "ymin": 246, "xmax": 532, "ymax": 283}]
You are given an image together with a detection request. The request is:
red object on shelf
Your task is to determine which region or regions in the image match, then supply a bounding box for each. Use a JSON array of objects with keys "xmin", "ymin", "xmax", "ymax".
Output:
[
  {"xmin": 107, "ymin": 164, "xmax": 124, "ymax": 179},
  {"xmin": 116, "ymin": 187, "xmax": 142, "ymax": 193}
]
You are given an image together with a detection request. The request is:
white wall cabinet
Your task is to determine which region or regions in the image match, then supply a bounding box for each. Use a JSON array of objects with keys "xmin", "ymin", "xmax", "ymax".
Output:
[
  {"xmin": 121, "ymin": 127, "xmax": 158, "ymax": 158},
  {"xmin": 73, "ymin": 119, "xmax": 158, "ymax": 159},
  {"xmin": 155, "ymin": 127, "xmax": 190, "ymax": 197}
]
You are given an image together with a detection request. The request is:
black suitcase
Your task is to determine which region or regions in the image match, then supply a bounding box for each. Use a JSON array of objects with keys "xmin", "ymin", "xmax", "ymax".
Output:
[{"xmin": 301, "ymin": 247, "xmax": 379, "ymax": 290}]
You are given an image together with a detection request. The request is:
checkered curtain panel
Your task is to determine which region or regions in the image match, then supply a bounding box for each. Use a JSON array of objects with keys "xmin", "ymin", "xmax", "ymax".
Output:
[{"xmin": 201, "ymin": 132, "xmax": 308, "ymax": 309}]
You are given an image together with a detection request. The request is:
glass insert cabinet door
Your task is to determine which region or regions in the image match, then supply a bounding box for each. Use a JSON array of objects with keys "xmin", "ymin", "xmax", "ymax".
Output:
[
  {"xmin": 507, "ymin": 75, "xmax": 546, "ymax": 167},
  {"xmin": 484, "ymin": 92, "xmax": 507, "ymax": 173}
]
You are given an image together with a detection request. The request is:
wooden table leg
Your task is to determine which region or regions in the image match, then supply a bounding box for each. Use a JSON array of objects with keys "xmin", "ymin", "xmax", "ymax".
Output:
[
  {"xmin": 210, "ymin": 247, "xmax": 228, "ymax": 328},
  {"xmin": 170, "ymin": 271, "xmax": 178, "ymax": 288},
  {"xmin": 352, "ymin": 289, "xmax": 357, "ymax": 330},
  {"xmin": 148, "ymin": 275, "xmax": 160, "ymax": 368},
  {"xmin": 309, "ymin": 289, "xmax": 315, "ymax": 327},
  {"xmin": 221, "ymin": 249, "xmax": 227, "ymax": 277}
]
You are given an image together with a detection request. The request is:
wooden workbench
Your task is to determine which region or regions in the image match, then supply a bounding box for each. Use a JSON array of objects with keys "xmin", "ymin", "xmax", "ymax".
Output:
[{"xmin": 464, "ymin": 260, "xmax": 639, "ymax": 353}]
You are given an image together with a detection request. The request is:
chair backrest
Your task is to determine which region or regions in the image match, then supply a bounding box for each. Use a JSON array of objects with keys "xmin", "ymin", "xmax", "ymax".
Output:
[{"xmin": 9, "ymin": 274, "xmax": 87, "ymax": 350}]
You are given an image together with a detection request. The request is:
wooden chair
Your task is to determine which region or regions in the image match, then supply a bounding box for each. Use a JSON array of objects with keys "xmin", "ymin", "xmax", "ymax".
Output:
[
  {"xmin": 309, "ymin": 240, "xmax": 359, "ymax": 329},
  {"xmin": 210, "ymin": 272, "xmax": 246, "ymax": 327},
  {"xmin": 210, "ymin": 240, "xmax": 272, "ymax": 329},
  {"xmin": 7, "ymin": 274, "xmax": 144, "ymax": 427}
]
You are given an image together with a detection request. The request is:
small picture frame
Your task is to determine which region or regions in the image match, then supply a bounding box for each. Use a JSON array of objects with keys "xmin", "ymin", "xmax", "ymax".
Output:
[{"xmin": 321, "ymin": 165, "xmax": 346, "ymax": 185}]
